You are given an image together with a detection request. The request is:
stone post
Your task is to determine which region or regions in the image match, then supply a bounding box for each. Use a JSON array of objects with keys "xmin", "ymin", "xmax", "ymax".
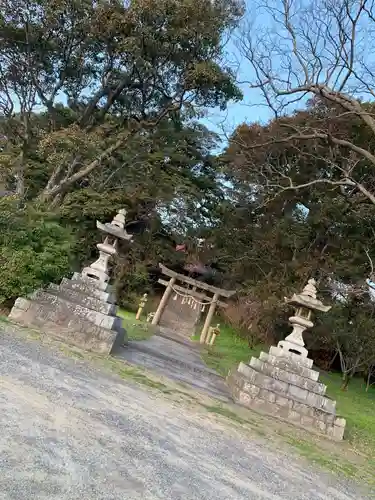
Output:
[
  {"xmin": 136, "ymin": 293, "xmax": 148, "ymax": 320},
  {"xmin": 208, "ymin": 324, "xmax": 220, "ymax": 346}
]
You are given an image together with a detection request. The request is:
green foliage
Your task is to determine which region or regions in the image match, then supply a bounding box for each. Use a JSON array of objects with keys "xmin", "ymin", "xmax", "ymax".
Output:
[
  {"xmin": 115, "ymin": 261, "xmax": 151, "ymax": 309},
  {"xmin": 117, "ymin": 309, "xmax": 156, "ymax": 341},
  {"xmin": 196, "ymin": 321, "xmax": 266, "ymax": 377},
  {"xmin": 318, "ymin": 298, "xmax": 375, "ymax": 385},
  {"xmin": 0, "ymin": 0, "xmax": 242, "ymax": 314},
  {"xmin": 0, "ymin": 0, "xmax": 242, "ymax": 202},
  {"xmin": 0, "ymin": 198, "xmax": 75, "ymax": 304},
  {"xmin": 321, "ymin": 371, "xmax": 375, "ymax": 454}
]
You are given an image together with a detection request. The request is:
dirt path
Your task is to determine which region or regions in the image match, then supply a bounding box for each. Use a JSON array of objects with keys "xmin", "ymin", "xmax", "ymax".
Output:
[{"xmin": 0, "ymin": 326, "xmax": 370, "ymax": 499}]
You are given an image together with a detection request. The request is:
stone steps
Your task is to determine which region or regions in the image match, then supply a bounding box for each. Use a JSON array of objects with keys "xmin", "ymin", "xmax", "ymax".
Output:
[
  {"xmin": 156, "ymin": 327, "xmax": 199, "ymax": 348},
  {"xmin": 248, "ymin": 357, "xmax": 326, "ymax": 395},
  {"xmin": 259, "ymin": 351, "xmax": 319, "ymax": 381},
  {"xmin": 9, "ymin": 273, "xmax": 126, "ymax": 355},
  {"xmin": 29, "ymin": 290, "xmax": 121, "ymax": 331},
  {"xmin": 45, "ymin": 284, "xmax": 116, "ymax": 316},
  {"xmin": 237, "ymin": 362, "xmax": 335, "ymax": 412},
  {"xmin": 228, "ymin": 370, "xmax": 345, "ymax": 440},
  {"xmin": 159, "ymin": 298, "xmax": 201, "ymax": 337},
  {"xmin": 9, "ymin": 296, "xmax": 123, "ymax": 355},
  {"xmin": 159, "ymin": 316, "xmax": 196, "ymax": 336},
  {"xmin": 59, "ymin": 277, "xmax": 115, "ymax": 303},
  {"xmin": 268, "ymin": 345, "xmax": 314, "ymax": 369}
]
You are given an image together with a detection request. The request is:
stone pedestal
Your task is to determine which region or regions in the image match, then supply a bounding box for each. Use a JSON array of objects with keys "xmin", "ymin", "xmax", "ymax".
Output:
[
  {"xmin": 9, "ymin": 272, "xmax": 126, "ymax": 355},
  {"xmin": 227, "ymin": 346, "xmax": 346, "ymax": 440}
]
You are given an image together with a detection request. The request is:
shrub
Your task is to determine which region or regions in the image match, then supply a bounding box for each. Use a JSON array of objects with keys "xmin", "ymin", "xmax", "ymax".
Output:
[
  {"xmin": 0, "ymin": 198, "xmax": 75, "ymax": 305},
  {"xmin": 222, "ymin": 295, "xmax": 283, "ymax": 347}
]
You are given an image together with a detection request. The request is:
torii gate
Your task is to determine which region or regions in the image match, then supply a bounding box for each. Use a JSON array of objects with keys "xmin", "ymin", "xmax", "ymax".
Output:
[{"xmin": 152, "ymin": 264, "xmax": 236, "ymax": 343}]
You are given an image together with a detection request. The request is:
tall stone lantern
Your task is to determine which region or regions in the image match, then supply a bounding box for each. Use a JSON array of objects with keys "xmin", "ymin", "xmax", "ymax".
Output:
[
  {"xmin": 82, "ymin": 209, "xmax": 133, "ymax": 283},
  {"xmin": 10, "ymin": 208, "xmax": 132, "ymax": 355},
  {"xmin": 278, "ymin": 279, "xmax": 331, "ymax": 358}
]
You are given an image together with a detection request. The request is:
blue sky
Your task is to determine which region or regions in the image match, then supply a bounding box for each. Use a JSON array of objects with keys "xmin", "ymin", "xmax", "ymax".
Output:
[
  {"xmin": 201, "ymin": 36, "xmax": 274, "ymax": 147},
  {"xmin": 201, "ymin": 84, "xmax": 272, "ymax": 142}
]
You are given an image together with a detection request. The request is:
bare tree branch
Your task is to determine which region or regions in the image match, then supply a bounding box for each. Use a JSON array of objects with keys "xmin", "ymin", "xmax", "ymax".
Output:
[{"xmin": 236, "ymin": 0, "xmax": 375, "ymax": 204}]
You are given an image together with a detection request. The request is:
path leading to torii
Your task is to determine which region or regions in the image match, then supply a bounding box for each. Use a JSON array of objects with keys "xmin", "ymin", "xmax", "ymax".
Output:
[
  {"xmin": 0, "ymin": 324, "xmax": 370, "ymax": 500},
  {"xmin": 117, "ymin": 327, "xmax": 230, "ymax": 401}
]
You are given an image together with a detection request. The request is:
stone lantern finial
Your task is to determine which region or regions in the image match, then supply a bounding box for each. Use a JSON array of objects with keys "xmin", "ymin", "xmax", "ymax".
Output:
[
  {"xmin": 301, "ymin": 278, "xmax": 317, "ymax": 299},
  {"xmin": 111, "ymin": 208, "xmax": 127, "ymax": 229}
]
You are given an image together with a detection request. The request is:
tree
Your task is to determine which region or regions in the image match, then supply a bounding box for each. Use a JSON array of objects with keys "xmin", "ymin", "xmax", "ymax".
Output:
[
  {"xmin": 364, "ymin": 363, "xmax": 375, "ymax": 391},
  {"xmin": 322, "ymin": 297, "xmax": 375, "ymax": 390},
  {"xmin": 222, "ymin": 99, "xmax": 375, "ymax": 282},
  {"xmin": 58, "ymin": 119, "xmax": 224, "ymax": 265},
  {"xmin": 211, "ymin": 102, "xmax": 375, "ymax": 350},
  {"xmin": 0, "ymin": 197, "xmax": 75, "ymax": 305},
  {"xmin": 0, "ymin": 0, "xmax": 242, "ymax": 204},
  {"xmin": 0, "ymin": 0, "xmax": 243, "ymax": 305},
  {"xmin": 238, "ymin": 0, "xmax": 375, "ymax": 205}
]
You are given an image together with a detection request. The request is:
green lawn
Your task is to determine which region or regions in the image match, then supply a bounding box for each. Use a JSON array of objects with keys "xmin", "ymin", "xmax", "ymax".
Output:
[
  {"xmin": 193, "ymin": 322, "xmax": 266, "ymax": 377},
  {"xmin": 117, "ymin": 309, "xmax": 156, "ymax": 341},
  {"xmin": 320, "ymin": 371, "xmax": 375, "ymax": 455}
]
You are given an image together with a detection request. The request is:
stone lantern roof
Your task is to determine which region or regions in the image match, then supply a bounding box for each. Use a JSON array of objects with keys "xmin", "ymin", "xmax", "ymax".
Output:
[
  {"xmin": 96, "ymin": 209, "xmax": 133, "ymax": 241},
  {"xmin": 285, "ymin": 278, "xmax": 331, "ymax": 313}
]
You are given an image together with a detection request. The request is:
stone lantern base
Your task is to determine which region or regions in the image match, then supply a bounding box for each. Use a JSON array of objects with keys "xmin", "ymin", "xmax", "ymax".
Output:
[
  {"xmin": 227, "ymin": 346, "xmax": 346, "ymax": 440},
  {"xmin": 9, "ymin": 272, "xmax": 126, "ymax": 355}
]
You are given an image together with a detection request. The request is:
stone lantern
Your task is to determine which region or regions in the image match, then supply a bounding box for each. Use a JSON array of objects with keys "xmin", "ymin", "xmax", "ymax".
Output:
[
  {"xmin": 82, "ymin": 209, "xmax": 133, "ymax": 283},
  {"xmin": 227, "ymin": 278, "xmax": 346, "ymax": 441},
  {"xmin": 278, "ymin": 279, "xmax": 331, "ymax": 358}
]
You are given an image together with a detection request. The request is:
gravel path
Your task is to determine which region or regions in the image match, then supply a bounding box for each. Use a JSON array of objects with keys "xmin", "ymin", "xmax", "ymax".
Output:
[{"xmin": 0, "ymin": 328, "xmax": 370, "ymax": 500}]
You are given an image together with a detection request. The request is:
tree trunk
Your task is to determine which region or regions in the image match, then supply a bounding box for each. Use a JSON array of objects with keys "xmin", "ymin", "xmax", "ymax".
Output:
[
  {"xmin": 328, "ymin": 350, "xmax": 338, "ymax": 369},
  {"xmin": 39, "ymin": 134, "xmax": 129, "ymax": 203},
  {"xmin": 340, "ymin": 372, "xmax": 352, "ymax": 391},
  {"xmin": 366, "ymin": 365, "xmax": 375, "ymax": 392}
]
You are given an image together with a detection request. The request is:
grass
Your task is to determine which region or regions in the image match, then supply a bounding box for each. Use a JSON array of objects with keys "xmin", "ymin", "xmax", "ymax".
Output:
[
  {"xmin": 320, "ymin": 371, "xmax": 375, "ymax": 456},
  {"xmin": 284, "ymin": 436, "xmax": 360, "ymax": 479},
  {"xmin": 117, "ymin": 309, "xmax": 156, "ymax": 341},
  {"xmin": 202, "ymin": 403, "xmax": 250, "ymax": 424},
  {"xmin": 194, "ymin": 322, "xmax": 266, "ymax": 377}
]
